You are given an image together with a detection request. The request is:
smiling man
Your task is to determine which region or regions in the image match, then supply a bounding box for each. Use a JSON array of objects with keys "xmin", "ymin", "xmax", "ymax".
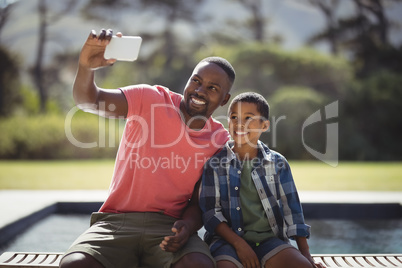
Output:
[{"xmin": 60, "ymin": 29, "xmax": 235, "ymax": 268}]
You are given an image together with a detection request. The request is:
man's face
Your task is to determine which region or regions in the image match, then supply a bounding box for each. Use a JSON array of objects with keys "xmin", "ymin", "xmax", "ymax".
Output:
[{"xmin": 181, "ymin": 62, "xmax": 231, "ymax": 120}]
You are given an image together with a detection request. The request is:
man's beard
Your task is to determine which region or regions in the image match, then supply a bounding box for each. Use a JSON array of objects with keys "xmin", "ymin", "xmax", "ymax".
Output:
[{"xmin": 184, "ymin": 96, "xmax": 209, "ymax": 118}]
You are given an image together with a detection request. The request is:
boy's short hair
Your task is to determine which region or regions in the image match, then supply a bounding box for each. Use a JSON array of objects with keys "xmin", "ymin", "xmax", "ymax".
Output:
[
  {"xmin": 199, "ymin": 57, "xmax": 236, "ymax": 85},
  {"xmin": 229, "ymin": 92, "xmax": 269, "ymax": 120}
]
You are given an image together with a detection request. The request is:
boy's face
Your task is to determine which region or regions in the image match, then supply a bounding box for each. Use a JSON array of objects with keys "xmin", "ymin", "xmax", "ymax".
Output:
[{"xmin": 228, "ymin": 101, "xmax": 269, "ymax": 147}]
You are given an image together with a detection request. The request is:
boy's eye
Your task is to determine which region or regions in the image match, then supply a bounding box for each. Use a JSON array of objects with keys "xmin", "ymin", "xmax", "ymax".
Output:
[{"xmin": 230, "ymin": 115, "xmax": 237, "ymax": 120}]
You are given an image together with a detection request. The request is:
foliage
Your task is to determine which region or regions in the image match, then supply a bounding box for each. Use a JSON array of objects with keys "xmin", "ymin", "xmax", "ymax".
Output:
[
  {"xmin": 306, "ymin": 0, "xmax": 401, "ymax": 77},
  {"xmin": 0, "ymin": 112, "xmax": 122, "ymax": 159},
  {"xmin": 197, "ymin": 43, "xmax": 352, "ymax": 98},
  {"xmin": 0, "ymin": 46, "xmax": 21, "ymax": 116},
  {"xmin": 340, "ymin": 71, "xmax": 402, "ymax": 160},
  {"xmin": 0, "ymin": 0, "xmax": 401, "ymax": 161},
  {"xmin": 265, "ymin": 86, "xmax": 327, "ymax": 159}
]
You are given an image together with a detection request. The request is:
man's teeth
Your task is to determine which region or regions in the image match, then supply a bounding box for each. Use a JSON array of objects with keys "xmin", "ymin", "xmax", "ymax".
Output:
[
  {"xmin": 236, "ymin": 131, "xmax": 247, "ymax": 135},
  {"xmin": 192, "ymin": 97, "xmax": 206, "ymax": 105}
]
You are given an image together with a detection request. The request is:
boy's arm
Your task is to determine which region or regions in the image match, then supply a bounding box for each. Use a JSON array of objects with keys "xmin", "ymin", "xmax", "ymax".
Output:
[
  {"xmin": 295, "ymin": 236, "xmax": 325, "ymax": 268},
  {"xmin": 73, "ymin": 29, "xmax": 128, "ymax": 118},
  {"xmin": 159, "ymin": 180, "xmax": 203, "ymax": 252},
  {"xmin": 277, "ymin": 159, "xmax": 310, "ymax": 238}
]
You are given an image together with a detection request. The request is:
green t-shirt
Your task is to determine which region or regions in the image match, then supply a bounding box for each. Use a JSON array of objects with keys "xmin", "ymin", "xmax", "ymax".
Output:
[{"xmin": 240, "ymin": 160, "xmax": 275, "ymax": 243}]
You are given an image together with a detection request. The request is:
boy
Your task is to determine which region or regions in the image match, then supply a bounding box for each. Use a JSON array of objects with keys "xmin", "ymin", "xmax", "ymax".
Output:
[{"xmin": 199, "ymin": 92, "xmax": 325, "ymax": 268}]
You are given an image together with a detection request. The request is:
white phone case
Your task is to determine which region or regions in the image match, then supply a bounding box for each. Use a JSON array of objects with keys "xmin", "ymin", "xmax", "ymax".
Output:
[{"xmin": 104, "ymin": 36, "xmax": 142, "ymax": 61}]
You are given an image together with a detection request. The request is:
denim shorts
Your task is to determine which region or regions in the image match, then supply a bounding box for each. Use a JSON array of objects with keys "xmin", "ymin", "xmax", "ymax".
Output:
[
  {"xmin": 211, "ymin": 237, "xmax": 293, "ymax": 267},
  {"xmin": 62, "ymin": 212, "xmax": 214, "ymax": 268}
]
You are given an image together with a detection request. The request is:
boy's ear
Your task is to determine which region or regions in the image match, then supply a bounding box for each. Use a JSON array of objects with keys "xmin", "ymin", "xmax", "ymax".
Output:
[{"xmin": 263, "ymin": 120, "xmax": 270, "ymax": 132}]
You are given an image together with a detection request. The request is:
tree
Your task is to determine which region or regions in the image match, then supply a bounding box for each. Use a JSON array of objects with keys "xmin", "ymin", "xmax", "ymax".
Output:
[
  {"xmin": 81, "ymin": 0, "xmax": 206, "ymax": 90},
  {"xmin": 232, "ymin": 0, "xmax": 265, "ymax": 42},
  {"xmin": 136, "ymin": 0, "xmax": 204, "ymax": 74},
  {"xmin": 0, "ymin": 0, "xmax": 16, "ymax": 41},
  {"xmin": 0, "ymin": 1, "xmax": 20, "ymax": 116},
  {"xmin": 306, "ymin": 0, "xmax": 341, "ymax": 55},
  {"xmin": 30, "ymin": 0, "xmax": 77, "ymax": 112},
  {"xmin": 224, "ymin": 0, "xmax": 282, "ymax": 44},
  {"xmin": 0, "ymin": 46, "xmax": 21, "ymax": 116},
  {"xmin": 306, "ymin": 0, "xmax": 401, "ymax": 77}
]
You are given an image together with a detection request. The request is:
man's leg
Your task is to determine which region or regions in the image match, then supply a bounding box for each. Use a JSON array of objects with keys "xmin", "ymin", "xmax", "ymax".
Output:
[{"xmin": 59, "ymin": 252, "xmax": 104, "ymax": 268}]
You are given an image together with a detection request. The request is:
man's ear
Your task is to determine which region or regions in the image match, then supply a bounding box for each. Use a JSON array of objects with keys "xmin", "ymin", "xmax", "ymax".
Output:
[
  {"xmin": 221, "ymin": 93, "xmax": 231, "ymax": 106},
  {"xmin": 263, "ymin": 120, "xmax": 270, "ymax": 132}
]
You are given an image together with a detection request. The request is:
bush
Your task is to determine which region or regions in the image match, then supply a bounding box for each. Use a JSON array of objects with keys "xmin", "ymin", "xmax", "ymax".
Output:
[
  {"xmin": 265, "ymin": 86, "xmax": 328, "ymax": 160},
  {"xmin": 0, "ymin": 112, "xmax": 122, "ymax": 159}
]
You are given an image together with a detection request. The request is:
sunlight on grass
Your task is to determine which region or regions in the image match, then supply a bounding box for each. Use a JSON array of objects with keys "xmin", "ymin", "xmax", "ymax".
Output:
[
  {"xmin": 0, "ymin": 160, "xmax": 401, "ymax": 191},
  {"xmin": 290, "ymin": 161, "xmax": 401, "ymax": 191},
  {"xmin": 0, "ymin": 160, "xmax": 114, "ymax": 190}
]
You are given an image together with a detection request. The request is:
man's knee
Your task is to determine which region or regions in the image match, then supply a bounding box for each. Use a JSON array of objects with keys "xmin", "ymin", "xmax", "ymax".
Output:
[
  {"xmin": 172, "ymin": 252, "xmax": 214, "ymax": 268},
  {"xmin": 59, "ymin": 252, "xmax": 104, "ymax": 268}
]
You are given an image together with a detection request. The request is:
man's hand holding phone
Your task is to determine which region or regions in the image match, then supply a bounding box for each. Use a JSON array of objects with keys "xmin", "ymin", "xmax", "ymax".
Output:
[{"xmin": 79, "ymin": 29, "xmax": 142, "ymax": 71}]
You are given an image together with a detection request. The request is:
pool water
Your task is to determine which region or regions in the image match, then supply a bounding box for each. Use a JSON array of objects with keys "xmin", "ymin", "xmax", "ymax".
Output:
[{"xmin": 1, "ymin": 214, "xmax": 401, "ymax": 255}]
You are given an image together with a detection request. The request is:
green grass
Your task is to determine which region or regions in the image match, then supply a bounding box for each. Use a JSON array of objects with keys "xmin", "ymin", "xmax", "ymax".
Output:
[
  {"xmin": 0, "ymin": 160, "xmax": 401, "ymax": 191},
  {"xmin": 0, "ymin": 160, "xmax": 114, "ymax": 190},
  {"xmin": 289, "ymin": 161, "xmax": 402, "ymax": 191}
]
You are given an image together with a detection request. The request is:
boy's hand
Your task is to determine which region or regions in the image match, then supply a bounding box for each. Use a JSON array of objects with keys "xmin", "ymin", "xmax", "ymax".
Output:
[
  {"xmin": 235, "ymin": 241, "xmax": 261, "ymax": 268},
  {"xmin": 159, "ymin": 220, "xmax": 191, "ymax": 252},
  {"xmin": 79, "ymin": 29, "xmax": 117, "ymax": 70}
]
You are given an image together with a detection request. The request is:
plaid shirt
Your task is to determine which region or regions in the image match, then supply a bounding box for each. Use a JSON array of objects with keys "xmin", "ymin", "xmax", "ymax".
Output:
[{"xmin": 199, "ymin": 140, "xmax": 310, "ymax": 246}]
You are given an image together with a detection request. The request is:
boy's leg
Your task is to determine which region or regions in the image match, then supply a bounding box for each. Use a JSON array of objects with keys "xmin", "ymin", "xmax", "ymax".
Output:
[
  {"xmin": 263, "ymin": 248, "xmax": 313, "ymax": 268},
  {"xmin": 208, "ymin": 239, "xmax": 242, "ymax": 268}
]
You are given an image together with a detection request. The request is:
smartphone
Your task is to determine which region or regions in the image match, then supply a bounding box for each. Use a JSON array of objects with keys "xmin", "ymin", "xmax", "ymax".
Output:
[{"xmin": 104, "ymin": 36, "xmax": 142, "ymax": 61}]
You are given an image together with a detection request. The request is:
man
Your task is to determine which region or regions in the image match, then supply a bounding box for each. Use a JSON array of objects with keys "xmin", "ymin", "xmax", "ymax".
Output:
[{"xmin": 60, "ymin": 29, "xmax": 235, "ymax": 268}]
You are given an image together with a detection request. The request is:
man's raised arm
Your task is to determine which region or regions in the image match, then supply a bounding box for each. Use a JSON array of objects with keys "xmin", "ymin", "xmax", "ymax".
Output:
[{"xmin": 73, "ymin": 29, "xmax": 128, "ymax": 118}]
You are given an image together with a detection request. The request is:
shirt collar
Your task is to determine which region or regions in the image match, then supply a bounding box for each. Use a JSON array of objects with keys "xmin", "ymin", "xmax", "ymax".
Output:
[{"xmin": 223, "ymin": 140, "xmax": 273, "ymax": 164}]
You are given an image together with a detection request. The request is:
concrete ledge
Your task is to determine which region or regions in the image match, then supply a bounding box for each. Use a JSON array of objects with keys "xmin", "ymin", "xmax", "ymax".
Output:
[
  {"xmin": 1, "ymin": 190, "xmax": 401, "ymax": 248},
  {"xmin": 303, "ymin": 202, "xmax": 402, "ymax": 219}
]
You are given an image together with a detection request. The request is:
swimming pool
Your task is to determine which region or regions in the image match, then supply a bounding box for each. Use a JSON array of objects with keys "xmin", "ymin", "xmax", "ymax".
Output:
[{"xmin": 1, "ymin": 214, "xmax": 401, "ymax": 255}]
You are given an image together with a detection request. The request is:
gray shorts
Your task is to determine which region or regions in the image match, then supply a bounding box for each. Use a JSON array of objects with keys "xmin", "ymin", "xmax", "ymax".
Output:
[{"xmin": 63, "ymin": 212, "xmax": 215, "ymax": 268}]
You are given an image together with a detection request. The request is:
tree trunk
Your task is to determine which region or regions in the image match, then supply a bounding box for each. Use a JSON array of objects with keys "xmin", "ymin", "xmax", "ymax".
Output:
[{"xmin": 33, "ymin": 0, "xmax": 47, "ymax": 112}]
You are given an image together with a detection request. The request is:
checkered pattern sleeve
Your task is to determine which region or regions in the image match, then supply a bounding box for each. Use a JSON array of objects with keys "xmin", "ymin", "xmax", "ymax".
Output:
[
  {"xmin": 276, "ymin": 155, "xmax": 311, "ymax": 239},
  {"xmin": 199, "ymin": 158, "xmax": 228, "ymax": 234}
]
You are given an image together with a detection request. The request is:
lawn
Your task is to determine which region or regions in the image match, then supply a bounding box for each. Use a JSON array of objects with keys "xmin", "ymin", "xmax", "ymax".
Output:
[{"xmin": 0, "ymin": 160, "xmax": 401, "ymax": 191}]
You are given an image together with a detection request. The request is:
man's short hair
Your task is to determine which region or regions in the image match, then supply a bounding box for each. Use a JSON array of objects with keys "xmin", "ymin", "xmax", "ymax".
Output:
[
  {"xmin": 229, "ymin": 92, "xmax": 269, "ymax": 120},
  {"xmin": 199, "ymin": 57, "xmax": 236, "ymax": 85}
]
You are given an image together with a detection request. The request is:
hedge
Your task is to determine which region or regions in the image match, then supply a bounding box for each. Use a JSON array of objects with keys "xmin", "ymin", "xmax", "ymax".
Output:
[{"xmin": 0, "ymin": 113, "xmax": 123, "ymax": 159}]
